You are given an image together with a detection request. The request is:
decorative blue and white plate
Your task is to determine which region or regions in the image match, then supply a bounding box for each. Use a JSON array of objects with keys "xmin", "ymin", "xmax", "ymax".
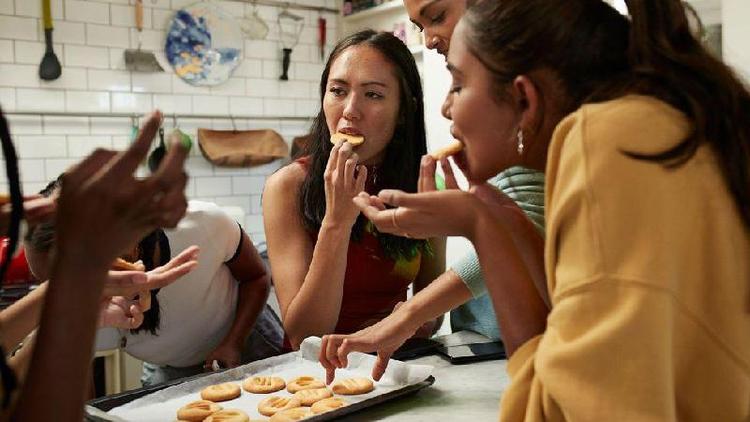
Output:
[{"xmin": 165, "ymin": 2, "xmax": 243, "ymax": 86}]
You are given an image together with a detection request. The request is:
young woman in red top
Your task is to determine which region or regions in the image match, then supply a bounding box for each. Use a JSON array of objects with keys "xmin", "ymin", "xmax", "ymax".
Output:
[{"xmin": 263, "ymin": 30, "xmax": 445, "ymax": 350}]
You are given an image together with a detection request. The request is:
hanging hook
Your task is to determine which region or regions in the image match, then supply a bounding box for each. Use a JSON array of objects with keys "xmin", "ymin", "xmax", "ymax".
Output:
[
  {"xmin": 130, "ymin": 115, "xmax": 139, "ymax": 142},
  {"xmin": 229, "ymin": 115, "xmax": 238, "ymax": 132}
]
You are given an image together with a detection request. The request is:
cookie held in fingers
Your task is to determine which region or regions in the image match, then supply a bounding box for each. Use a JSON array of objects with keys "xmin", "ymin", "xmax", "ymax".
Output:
[
  {"xmin": 200, "ymin": 383, "xmax": 242, "ymax": 402},
  {"xmin": 243, "ymin": 375, "xmax": 286, "ymax": 394},
  {"xmin": 204, "ymin": 409, "xmax": 250, "ymax": 422},
  {"xmin": 310, "ymin": 397, "xmax": 348, "ymax": 414},
  {"xmin": 331, "ymin": 377, "xmax": 374, "ymax": 395},
  {"xmin": 330, "ymin": 132, "xmax": 364, "ymax": 146},
  {"xmin": 430, "ymin": 140, "xmax": 464, "ymax": 160},
  {"xmin": 176, "ymin": 400, "xmax": 222, "ymax": 421},
  {"xmin": 293, "ymin": 387, "xmax": 332, "ymax": 406},
  {"xmin": 286, "ymin": 376, "xmax": 325, "ymax": 393},
  {"xmin": 269, "ymin": 407, "xmax": 313, "ymax": 422},
  {"xmin": 111, "ymin": 257, "xmax": 144, "ymax": 271},
  {"xmin": 258, "ymin": 396, "xmax": 302, "ymax": 416}
]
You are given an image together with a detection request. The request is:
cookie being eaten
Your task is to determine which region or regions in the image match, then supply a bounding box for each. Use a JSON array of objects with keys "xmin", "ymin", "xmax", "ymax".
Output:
[
  {"xmin": 430, "ymin": 140, "xmax": 464, "ymax": 160},
  {"xmin": 330, "ymin": 132, "xmax": 364, "ymax": 146}
]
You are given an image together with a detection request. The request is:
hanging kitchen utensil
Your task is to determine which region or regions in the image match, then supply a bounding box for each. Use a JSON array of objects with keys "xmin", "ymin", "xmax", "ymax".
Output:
[
  {"xmin": 318, "ymin": 15, "xmax": 326, "ymax": 61},
  {"xmin": 277, "ymin": 7, "xmax": 304, "ymax": 81},
  {"xmin": 125, "ymin": 0, "xmax": 164, "ymax": 72},
  {"xmin": 148, "ymin": 125, "xmax": 166, "ymax": 173},
  {"xmin": 240, "ymin": 1, "xmax": 269, "ymax": 40},
  {"xmin": 166, "ymin": 2, "xmax": 243, "ymax": 86},
  {"xmin": 38, "ymin": 0, "xmax": 61, "ymax": 81}
]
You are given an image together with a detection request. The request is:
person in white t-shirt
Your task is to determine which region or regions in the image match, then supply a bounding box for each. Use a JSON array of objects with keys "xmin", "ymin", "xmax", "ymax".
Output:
[{"xmin": 25, "ymin": 181, "xmax": 283, "ymax": 386}]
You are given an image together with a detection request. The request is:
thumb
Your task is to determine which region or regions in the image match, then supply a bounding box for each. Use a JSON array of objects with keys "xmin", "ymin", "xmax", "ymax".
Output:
[
  {"xmin": 355, "ymin": 165, "xmax": 368, "ymax": 193},
  {"xmin": 378, "ymin": 190, "xmax": 440, "ymax": 209},
  {"xmin": 372, "ymin": 351, "xmax": 392, "ymax": 381},
  {"xmin": 103, "ymin": 271, "xmax": 148, "ymax": 297}
]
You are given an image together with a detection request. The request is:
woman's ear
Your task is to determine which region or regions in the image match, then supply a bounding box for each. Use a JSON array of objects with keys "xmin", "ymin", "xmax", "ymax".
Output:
[{"xmin": 511, "ymin": 75, "xmax": 542, "ymax": 134}]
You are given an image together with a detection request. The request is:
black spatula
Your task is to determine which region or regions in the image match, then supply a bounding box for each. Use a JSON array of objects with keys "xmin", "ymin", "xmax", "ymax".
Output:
[
  {"xmin": 148, "ymin": 126, "xmax": 166, "ymax": 173},
  {"xmin": 39, "ymin": 0, "xmax": 61, "ymax": 81}
]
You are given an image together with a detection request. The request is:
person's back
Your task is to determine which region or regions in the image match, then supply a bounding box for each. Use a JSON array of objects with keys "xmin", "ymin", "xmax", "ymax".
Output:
[
  {"xmin": 504, "ymin": 95, "xmax": 750, "ymax": 421},
  {"xmin": 96, "ymin": 200, "xmax": 282, "ymax": 385}
]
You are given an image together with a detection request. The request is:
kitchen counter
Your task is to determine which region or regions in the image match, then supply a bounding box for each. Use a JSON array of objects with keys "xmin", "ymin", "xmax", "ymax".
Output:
[{"xmin": 338, "ymin": 355, "xmax": 509, "ymax": 421}]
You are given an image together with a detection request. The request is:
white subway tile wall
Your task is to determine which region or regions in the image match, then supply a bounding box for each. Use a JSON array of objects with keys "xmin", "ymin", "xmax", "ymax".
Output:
[{"xmin": 0, "ymin": 0, "xmax": 337, "ymax": 241}]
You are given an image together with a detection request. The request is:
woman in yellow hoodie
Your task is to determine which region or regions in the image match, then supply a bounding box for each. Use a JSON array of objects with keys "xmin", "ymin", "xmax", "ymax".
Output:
[{"xmin": 322, "ymin": 0, "xmax": 750, "ymax": 420}]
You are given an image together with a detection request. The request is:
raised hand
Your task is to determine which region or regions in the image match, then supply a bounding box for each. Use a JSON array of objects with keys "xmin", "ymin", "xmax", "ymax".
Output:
[
  {"xmin": 353, "ymin": 189, "xmax": 479, "ymax": 240},
  {"xmin": 102, "ymin": 245, "xmax": 199, "ymax": 298},
  {"xmin": 54, "ymin": 110, "xmax": 190, "ymax": 272}
]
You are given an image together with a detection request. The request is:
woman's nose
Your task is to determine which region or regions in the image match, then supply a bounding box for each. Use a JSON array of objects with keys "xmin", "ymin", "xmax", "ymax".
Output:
[
  {"xmin": 343, "ymin": 95, "xmax": 361, "ymax": 121},
  {"xmin": 441, "ymin": 92, "xmax": 453, "ymax": 120},
  {"xmin": 426, "ymin": 34, "xmax": 440, "ymax": 51}
]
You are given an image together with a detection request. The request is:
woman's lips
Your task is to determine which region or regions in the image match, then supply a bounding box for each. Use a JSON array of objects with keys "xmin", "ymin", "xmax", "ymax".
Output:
[{"xmin": 338, "ymin": 127, "xmax": 363, "ymax": 136}]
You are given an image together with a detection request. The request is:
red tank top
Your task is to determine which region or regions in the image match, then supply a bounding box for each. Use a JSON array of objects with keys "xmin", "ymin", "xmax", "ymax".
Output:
[{"xmin": 296, "ymin": 157, "xmax": 422, "ymax": 335}]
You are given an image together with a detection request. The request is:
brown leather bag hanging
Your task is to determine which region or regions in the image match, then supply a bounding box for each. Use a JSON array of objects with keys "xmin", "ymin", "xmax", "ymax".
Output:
[{"xmin": 197, "ymin": 128, "xmax": 289, "ymax": 167}]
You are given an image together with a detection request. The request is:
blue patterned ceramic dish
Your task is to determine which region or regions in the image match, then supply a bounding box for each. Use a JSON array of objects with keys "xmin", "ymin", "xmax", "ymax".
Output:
[{"xmin": 165, "ymin": 2, "xmax": 243, "ymax": 86}]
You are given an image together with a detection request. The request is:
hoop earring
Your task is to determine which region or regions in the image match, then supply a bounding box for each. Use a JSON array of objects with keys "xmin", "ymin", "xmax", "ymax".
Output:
[{"xmin": 517, "ymin": 128, "xmax": 524, "ymax": 156}]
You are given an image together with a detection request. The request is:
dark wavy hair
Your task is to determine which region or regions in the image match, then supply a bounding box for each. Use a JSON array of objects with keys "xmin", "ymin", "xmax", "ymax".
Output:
[
  {"xmin": 463, "ymin": 0, "xmax": 750, "ymax": 229},
  {"xmin": 299, "ymin": 30, "xmax": 429, "ymax": 260}
]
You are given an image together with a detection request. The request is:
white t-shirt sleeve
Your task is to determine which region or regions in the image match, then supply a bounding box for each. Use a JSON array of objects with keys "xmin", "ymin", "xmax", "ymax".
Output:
[
  {"xmin": 196, "ymin": 202, "xmax": 242, "ymax": 263},
  {"xmin": 95, "ymin": 327, "xmax": 121, "ymax": 351}
]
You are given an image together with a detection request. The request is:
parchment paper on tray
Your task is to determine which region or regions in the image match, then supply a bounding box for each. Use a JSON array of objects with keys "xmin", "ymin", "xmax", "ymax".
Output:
[{"xmin": 106, "ymin": 337, "xmax": 433, "ymax": 421}]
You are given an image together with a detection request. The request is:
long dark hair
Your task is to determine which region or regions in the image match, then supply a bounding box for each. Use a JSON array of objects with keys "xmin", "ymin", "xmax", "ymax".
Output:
[
  {"xmin": 463, "ymin": 0, "xmax": 750, "ymax": 229},
  {"xmin": 0, "ymin": 109, "xmax": 23, "ymax": 284},
  {"xmin": 299, "ymin": 30, "xmax": 429, "ymax": 260},
  {"xmin": 0, "ymin": 108, "xmax": 22, "ymax": 408}
]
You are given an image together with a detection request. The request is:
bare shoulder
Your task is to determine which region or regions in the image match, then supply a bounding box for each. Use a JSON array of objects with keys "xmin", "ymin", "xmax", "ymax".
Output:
[{"xmin": 264, "ymin": 161, "xmax": 307, "ymax": 197}]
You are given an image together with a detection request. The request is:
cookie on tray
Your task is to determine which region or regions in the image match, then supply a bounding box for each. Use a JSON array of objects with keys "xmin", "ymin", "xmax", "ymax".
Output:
[
  {"xmin": 286, "ymin": 376, "xmax": 325, "ymax": 393},
  {"xmin": 243, "ymin": 375, "xmax": 286, "ymax": 394},
  {"xmin": 311, "ymin": 397, "xmax": 348, "ymax": 414},
  {"xmin": 258, "ymin": 396, "xmax": 302, "ymax": 416},
  {"xmin": 201, "ymin": 383, "xmax": 242, "ymax": 402},
  {"xmin": 176, "ymin": 400, "xmax": 222, "ymax": 421},
  {"xmin": 293, "ymin": 387, "xmax": 332, "ymax": 406},
  {"xmin": 269, "ymin": 407, "xmax": 313, "ymax": 422},
  {"xmin": 331, "ymin": 377, "xmax": 374, "ymax": 395},
  {"xmin": 204, "ymin": 408, "xmax": 250, "ymax": 422}
]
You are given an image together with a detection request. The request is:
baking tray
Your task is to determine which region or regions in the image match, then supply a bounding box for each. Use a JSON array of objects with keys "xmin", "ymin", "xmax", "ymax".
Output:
[{"xmin": 85, "ymin": 337, "xmax": 435, "ymax": 421}]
